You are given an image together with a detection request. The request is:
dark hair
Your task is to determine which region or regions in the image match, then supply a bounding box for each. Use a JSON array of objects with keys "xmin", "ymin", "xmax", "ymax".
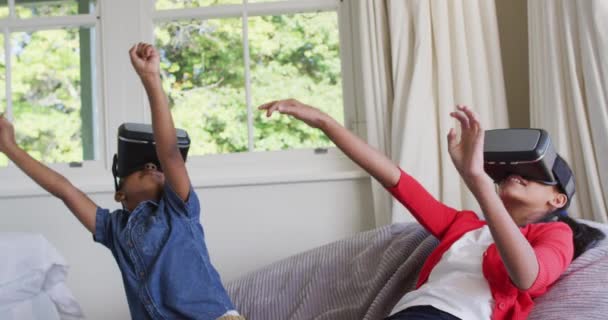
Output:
[
  {"xmin": 548, "ymin": 155, "xmax": 605, "ymax": 259},
  {"xmin": 554, "ymin": 214, "xmax": 606, "ymax": 260}
]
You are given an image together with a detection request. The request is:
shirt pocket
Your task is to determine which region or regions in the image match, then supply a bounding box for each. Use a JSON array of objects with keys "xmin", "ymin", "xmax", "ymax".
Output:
[{"xmin": 136, "ymin": 214, "xmax": 169, "ymax": 257}]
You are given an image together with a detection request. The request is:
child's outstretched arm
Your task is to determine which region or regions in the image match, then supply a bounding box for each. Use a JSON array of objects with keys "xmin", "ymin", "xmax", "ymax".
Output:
[
  {"xmin": 447, "ymin": 105, "xmax": 541, "ymax": 290},
  {"xmin": 129, "ymin": 43, "xmax": 190, "ymax": 201},
  {"xmin": 0, "ymin": 114, "xmax": 97, "ymax": 233},
  {"xmin": 259, "ymin": 99, "xmax": 400, "ymax": 187},
  {"xmin": 259, "ymin": 99, "xmax": 463, "ymax": 238}
]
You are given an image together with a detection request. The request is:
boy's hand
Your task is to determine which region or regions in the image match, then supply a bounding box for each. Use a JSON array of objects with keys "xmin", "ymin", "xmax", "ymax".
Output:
[
  {"xmin": 258, "ymin": 99, "xmax": 329, "ymax": 129},
  {"xmin": 0, "ymin": 113, "xmax": 17, "ymax": 154},
  {"xmin": 0, "ymin": 113, "xmax": 97, "ymax": 233},
  {"xmin": 129, "ymin": 42, "xmax": 160, "ymax": 79},
  {"xmin": 447, "ymin": 105, "xmax": 489, "ymax": 185}
]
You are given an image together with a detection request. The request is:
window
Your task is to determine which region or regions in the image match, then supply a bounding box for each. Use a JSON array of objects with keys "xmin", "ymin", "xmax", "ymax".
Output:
[
  {"xmin": 0, "ymin": 0, "xmax": 360, "ymax": 194},
  {"xmin": 154, "ymin": 0, "xmax": 345, "ymax": 156},
  {"xmin": 0, "ymin": 0, "xmax": 98, "ymax": 167}
]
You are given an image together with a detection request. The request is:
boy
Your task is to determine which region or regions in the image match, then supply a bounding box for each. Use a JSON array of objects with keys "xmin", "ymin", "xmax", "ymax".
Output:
[{"xmin": 0, "ymin": 43, "xmax": 242, "ymax": 320}]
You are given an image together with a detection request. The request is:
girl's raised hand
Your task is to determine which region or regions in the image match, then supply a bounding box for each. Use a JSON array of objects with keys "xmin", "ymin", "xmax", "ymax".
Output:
[
  {"xmin": 447, "ymin": 105, "xmax": 487, "ymax": 182},
  {"xmin": 258, "ymin": 99, "xmax": 329, "ymax": 129}
]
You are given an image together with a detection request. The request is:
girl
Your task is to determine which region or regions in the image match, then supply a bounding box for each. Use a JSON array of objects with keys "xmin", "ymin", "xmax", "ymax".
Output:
[{"xmin": 258, "ymin": 99, "xmax": 605, "ymax": 320}]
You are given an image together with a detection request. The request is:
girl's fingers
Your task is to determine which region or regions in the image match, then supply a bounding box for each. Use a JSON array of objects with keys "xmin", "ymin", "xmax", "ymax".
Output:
[
  {"xmin": 267, "ymin": 103, "xmax": 279, "ymax": 117},
  {"xmin": 261, "ymin": 102, "xmax": 274, "ymax": 116},
  {"xmin": 447, "ymin": 127, "xmax": 458, "ymax": 149},
  {"xmin": 268, "ymin": 102, "xmax": 284, "ymax": 117},
  {"xmin": 459, "ymin": 105, "xmax": 481, "ymax": 131},
  {"xmin": 259, "ymin": 100, "xmax": 288, "ymax": 117},
  {"xmin": 258, "ymin": 99, "xmax": 301, "ymax": 118},
  {"xmin": 258, "ymin": 100, "xmax": 278, "ymax": 110},
  {"xmin": 450, "ymin": 111, "xmax": 470, "ymax": 129}
]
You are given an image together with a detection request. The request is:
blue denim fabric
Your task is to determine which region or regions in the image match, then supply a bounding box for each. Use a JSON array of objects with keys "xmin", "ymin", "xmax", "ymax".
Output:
[{"xmin": 94, "ymin": 184, "xmax": 235, "ymax": 320}]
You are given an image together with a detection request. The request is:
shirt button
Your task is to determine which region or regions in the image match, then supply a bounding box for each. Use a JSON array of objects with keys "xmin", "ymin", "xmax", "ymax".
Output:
[
  {"xmin": 483, "ymin": 251, "xmax": 488, "ymax": 257},
  {"xmin": 139, "ymin": 271, "xmax": 145, "ymax": 278},
  {"xmin": 127, "ymin": 241, "xmax": 133, "ymax": 248},
  {"xmin": 499, "ymin": 302, "xmax": 506, "ymax": 310}
]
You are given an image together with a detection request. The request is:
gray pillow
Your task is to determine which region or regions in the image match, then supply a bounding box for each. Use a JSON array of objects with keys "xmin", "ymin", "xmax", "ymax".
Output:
[{"xmin": 529, "ymin": 219, "xmax": 608, "ymax": 320}]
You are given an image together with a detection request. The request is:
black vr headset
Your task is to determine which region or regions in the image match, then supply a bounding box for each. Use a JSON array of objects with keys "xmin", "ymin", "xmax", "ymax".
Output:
[
  {"xmin": 483, "ymin": 128, "xmax": 575, "ymax": 208},
  {"xmin": 112, "ymin": 123, "xmax": 191, "ymax": 191}
]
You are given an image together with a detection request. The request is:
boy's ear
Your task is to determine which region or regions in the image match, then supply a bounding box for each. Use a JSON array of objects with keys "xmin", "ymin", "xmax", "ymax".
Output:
[{"xmin": 114, "ymin": 191, "xmax": 126, "ymax": 203}]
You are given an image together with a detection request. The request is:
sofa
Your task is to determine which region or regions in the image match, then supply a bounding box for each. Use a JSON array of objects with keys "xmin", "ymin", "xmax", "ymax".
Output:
[{"xmin": 226, "ymin": 220, "xmax": 608, "ymax": 320}]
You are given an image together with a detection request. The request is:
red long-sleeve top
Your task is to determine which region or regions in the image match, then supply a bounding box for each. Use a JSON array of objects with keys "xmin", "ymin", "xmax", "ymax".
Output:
[{"xmin": 387, "ymin": 169, "xmax": 573, "ymax": 320}]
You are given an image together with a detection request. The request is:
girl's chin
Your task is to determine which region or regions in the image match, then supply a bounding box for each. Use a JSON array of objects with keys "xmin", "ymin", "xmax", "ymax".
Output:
[{"xmin": 499, "ymin": 188, "xmax": 525, "ymax": 202}]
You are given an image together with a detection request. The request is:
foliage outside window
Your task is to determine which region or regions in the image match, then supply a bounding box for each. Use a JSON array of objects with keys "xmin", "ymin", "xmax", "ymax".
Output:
[
  {"xmin": 0, "ymin": 0, "xmax": 347, "ymax": 168},
  {"xmin": 0, "ymin": 0, "xmax": 97, "ymax": 167},
  {"xmin": 155, "ymin": 0, "xmax": 344, "ymax": 156}
]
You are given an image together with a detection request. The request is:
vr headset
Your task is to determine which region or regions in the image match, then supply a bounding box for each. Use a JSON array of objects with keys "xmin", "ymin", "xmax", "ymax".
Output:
[
  {"xmin": 483, "ymin": 128, "xmax": 575, "ymax": 207},
  {"xmin": 112, "ymin": 123, "xmax": 190, "ymax": 190}
]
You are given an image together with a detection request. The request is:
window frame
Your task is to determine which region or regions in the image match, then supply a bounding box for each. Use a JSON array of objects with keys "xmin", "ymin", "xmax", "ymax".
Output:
[
  {"xmin": 0, "ymin": 0, "xmax": 107, "ymax": 184},
  {"xmin": 146, "ymin": 0, "xmax": 359, "ymax": 152},
  {"xmin": 0, "ymin": 0, "xmax": 367, "ymax": 198}
]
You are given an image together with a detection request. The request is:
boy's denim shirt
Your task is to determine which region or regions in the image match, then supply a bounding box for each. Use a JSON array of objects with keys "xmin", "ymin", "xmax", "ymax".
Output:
[{"xmin": 94, "ymin": 184, "xmax": 235, "ymax": 320}]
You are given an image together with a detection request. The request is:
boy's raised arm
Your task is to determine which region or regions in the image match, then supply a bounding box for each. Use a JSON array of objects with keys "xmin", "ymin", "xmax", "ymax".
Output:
[
  {"xmin": 0, "ymin": 114, "xmax": 97, "ymax": 233},
  {"xmin": 129, "ymin": 43, "xmax": 190, "ymax": 201}
]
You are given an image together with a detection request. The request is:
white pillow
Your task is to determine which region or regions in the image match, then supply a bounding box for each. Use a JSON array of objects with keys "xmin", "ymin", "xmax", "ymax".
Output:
[{"xmin": 0, "ymin": 233, "xmax": 84, "ymax": 320}]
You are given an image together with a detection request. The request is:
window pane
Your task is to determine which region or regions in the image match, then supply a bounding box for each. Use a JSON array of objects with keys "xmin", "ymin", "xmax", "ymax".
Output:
[
  {"xmin": 16, "ymin": 0, "xmax": 96, "ymax": 18},
  {"xmin": 0, "ymin": 2, "xmax": 8, "ymax": 19},
  {"xmin": 11, "ymin": 27, "xmax": 97, "ymax": 164},
  {"xmin": 0, "ymin": 33, "xmax": 6, "ymax": 167},
  {"xmin": 250, "ymin": 12, "xmax": 343, "ymax": 151},
  {"xmin": 156, "ymin": 0, "xmax": 241, "ymax": 10},
  {"xmin": 155, "ymin": 18, "xmax": 247, "ymax": 155},
  {"xmin": 248, "ymin": 0, "xmax": 293, "ymax": 2},
  {"xmin": 0, "ymin": 33, "xmax": 5, "ymax": 114}
]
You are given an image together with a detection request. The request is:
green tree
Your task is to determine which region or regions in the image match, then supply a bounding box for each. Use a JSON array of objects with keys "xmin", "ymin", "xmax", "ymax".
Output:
[
  {"xmin": 0, "ymin": 1, "xmax": 345, "ymax": 167},
  {"xmin": 11, "ymin": 28, "xmax": 84, "ymax": 163},
  {"xmin": 155, "ymin": 9, "xmax": 343, "ymax": 155}
]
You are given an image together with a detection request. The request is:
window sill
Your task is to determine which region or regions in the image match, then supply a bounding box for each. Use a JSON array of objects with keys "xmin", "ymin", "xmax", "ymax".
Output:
[{"xmin": 0, "ymin": 148, "xmax": 370, "ymax": 199}]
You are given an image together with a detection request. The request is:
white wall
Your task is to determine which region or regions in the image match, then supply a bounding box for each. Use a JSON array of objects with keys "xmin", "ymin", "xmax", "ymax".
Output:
[{"xmin": 0, "ymin": 176, "xmax": 374, "ymax": 319}]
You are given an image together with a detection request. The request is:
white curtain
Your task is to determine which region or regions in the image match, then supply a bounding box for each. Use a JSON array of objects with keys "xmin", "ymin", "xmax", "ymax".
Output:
[
  {"xmin": 358, "ymin": 0, "xmax": 509, "ymax": 226},
  {"xmin": 529, "ymin": 0, "xmax": 608, "ymax": 223}
]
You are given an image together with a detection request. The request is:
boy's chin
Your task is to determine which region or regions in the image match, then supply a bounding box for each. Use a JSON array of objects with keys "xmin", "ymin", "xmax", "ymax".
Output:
[
  {"xmin": 151, "ymin": 185, "xmax": 164, "ymax": 199},
  {"xmin": 140, "ymin": 185, "xmax": 163, "ymax": 201}
]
